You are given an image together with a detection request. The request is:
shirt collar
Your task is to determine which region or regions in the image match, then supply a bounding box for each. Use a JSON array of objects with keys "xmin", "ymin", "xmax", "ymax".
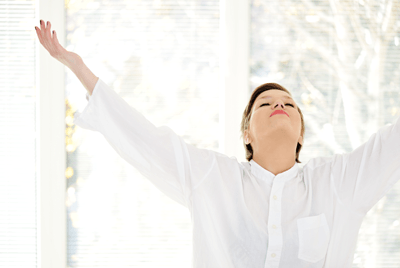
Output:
[{"xmin": 250, "ymin": 159, "xmax": 299, "ymax": 184}]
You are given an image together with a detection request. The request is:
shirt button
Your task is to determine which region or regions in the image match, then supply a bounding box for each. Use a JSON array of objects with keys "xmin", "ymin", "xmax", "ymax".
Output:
[
  {"xmin": 273, "ymin": 195, "xmax": 277, "ymax": 200},
  {"xmin": 271, "ymin": 253, "xmax": 276, "ymax": 258},
  {"xmin": 272, "ymin": 225, "xmax": 277, "ymax": 229}
]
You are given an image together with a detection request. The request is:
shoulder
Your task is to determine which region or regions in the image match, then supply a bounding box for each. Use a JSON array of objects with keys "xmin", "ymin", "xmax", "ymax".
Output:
[
  {"xmin": 303, "ymin": 153, "xmax": 349, "ymax": 175},
  {"xmin": 211, "ymin": 152, "xmax": 250, "ymax": 177},
  {"xmin": 304, "ymin": 155, "xmax": 336, "ymax": 171}
]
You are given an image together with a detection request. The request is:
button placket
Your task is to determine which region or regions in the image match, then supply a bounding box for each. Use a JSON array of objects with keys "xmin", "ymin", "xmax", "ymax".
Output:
[
  {"xmin": 248, "ymin": 161, "xmax": 299, "ymax": 268},
  {"xmin": 265, "ymin": 181, "xmax": 284, "ymax": 268},
  {"xmin": 271, "ymin": 194, "xmax": 279, "ymax": 235},
  {"xmin": 270, "ymin": 189, "xmax": 280, "ymax": 234}
]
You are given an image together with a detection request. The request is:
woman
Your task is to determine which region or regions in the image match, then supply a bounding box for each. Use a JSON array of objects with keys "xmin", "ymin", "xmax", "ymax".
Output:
[{"xmin": 35, "ymin": 20, "xmax": 400, "ymax": 268}]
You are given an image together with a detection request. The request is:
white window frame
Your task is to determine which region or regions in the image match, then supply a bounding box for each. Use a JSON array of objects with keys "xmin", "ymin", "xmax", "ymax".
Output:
[
  {"xmin": 36, "ymin": 0, "xmax": 249, "ymax": 266},
  {"xmin": 219, "ymin": 0, "xmax": 250, "ymax": 162},
  {"xmin": 36, "ymin": 0, "xmax": 66, "ymax": 267}
]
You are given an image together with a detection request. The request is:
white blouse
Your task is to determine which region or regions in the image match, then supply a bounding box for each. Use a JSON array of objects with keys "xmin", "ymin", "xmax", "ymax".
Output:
[{"xmin": 74, "ymin": 78, "xmax": 400, "ymax": 268}]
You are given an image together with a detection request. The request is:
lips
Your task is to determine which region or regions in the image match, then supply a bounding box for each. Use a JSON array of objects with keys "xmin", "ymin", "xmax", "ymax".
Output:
[{"xmin": 270, "ymin": 110, "xmax": 289, "ymax": 117}]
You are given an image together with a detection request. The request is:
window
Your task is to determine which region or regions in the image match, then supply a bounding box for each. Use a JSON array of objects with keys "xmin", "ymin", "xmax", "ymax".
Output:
[
  {"xmin": 250, "ymin": 0, "xmax": 400, "ymax": 266},
  {"xmin": 2, "ymin": 0, "xmax": 400, "ymax": 267},
  {"xmin": 0, "ymin": 0, "xmax": 37, "ymax": 267},
  {"xmin": 66, "ymin": 0, "xmax": 220, "ymax": 266}
]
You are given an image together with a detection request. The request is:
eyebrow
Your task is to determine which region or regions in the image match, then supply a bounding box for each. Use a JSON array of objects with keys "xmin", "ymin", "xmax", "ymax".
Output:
[{"xmin": 258, "ymin": 96, "xmax": 294, "ymax": 102}]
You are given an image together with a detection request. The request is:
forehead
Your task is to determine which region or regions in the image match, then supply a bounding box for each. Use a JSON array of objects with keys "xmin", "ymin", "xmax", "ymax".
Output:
[{"xmin": 255, "ymin": 90, "xmax": 293, "ymax": 102}]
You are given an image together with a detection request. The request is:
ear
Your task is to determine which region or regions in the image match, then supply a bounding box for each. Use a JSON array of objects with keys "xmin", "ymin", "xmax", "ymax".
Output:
[
  {"xmin": 298, "ymin": 136, "xmax": 303, "ymax": 146},
  {"xmin": 244, "ymin": 130, "xmax": 252, "ymax": 145}
]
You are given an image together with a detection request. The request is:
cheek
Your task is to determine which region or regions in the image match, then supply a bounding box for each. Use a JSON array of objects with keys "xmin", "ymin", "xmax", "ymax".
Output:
[
  {"xmin": 295, "ymin": 115, "xmax": 302, "ymax": 133},
  {"xmin": 250, "ymin": 114, "xmax": 268, "ymax": 133}
]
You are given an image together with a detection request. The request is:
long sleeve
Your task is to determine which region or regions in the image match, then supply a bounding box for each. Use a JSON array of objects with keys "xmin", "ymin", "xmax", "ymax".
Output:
[
  {"xmin": 73, "ymin": 78, "xmax": 217, "ymax": 209},
  {"xmin": 330, "ymin": 115, "xmax": 400, "ymax": 214}
]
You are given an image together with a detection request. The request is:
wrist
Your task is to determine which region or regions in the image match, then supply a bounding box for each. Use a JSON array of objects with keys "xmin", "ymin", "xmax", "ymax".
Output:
[{"xmin": 61, "ymin": 51, "xmax": 83, "ymax": 71}]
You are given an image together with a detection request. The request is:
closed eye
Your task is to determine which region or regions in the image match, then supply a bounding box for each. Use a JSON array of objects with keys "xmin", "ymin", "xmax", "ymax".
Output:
[{"xmin": 260, "ymin": 103, "xmax": 294, "ymax": 107}]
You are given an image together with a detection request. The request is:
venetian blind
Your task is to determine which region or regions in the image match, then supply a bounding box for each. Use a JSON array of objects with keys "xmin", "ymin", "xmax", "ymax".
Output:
[
  {"xmin": 250, "ymin": 0, "xmax": 400, "ymax": 266},
  {"xmin": 66, "ymin": 0, "xmax": 219, "ymax": 267},
  {"xmin": 0, "ymin": 0, "xmax": 37, "ymax": 267}
]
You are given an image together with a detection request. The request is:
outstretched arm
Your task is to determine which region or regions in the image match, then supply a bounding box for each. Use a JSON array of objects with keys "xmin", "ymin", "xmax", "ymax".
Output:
[
  {"xmin": 73, "ymin": 78, "xmax": 219, "ymax": 208},
  {"xmin": 330, "ymin": 115, "xmax": 400, "ymax": 214},
  {"xmin": 35, "ymin": 20, "xmax": 220, "ymax": 209},
  {"xmin": 35, "ymin": 20, "xmax": 98, "ymax": 95}
]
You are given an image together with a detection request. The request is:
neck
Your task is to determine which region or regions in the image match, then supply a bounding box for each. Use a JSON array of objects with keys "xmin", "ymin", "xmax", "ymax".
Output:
[{"xmin": 252, "ymin": 140, "xmax": 296, "ymax": 176}]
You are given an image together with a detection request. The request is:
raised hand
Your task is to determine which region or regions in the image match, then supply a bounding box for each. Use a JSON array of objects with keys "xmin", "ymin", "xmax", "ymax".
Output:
[
  {"xmin": 35, "ymin": 20, "xmax": 82, "ymax": 67},
  {"xmin": 35, "ymin": 20, "xmax": 98, "ymax": 94}
]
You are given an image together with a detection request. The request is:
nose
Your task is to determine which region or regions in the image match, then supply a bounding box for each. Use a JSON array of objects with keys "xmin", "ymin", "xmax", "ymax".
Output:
[{"xmin": 273, "ymin": 100, "xmax": 285, "ymax": 109}]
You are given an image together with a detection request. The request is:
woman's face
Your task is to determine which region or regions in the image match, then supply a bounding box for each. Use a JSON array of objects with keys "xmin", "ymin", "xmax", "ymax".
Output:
[{"xmin": 245, "ymin": 89, "xmax": 303, "ymax": 148}]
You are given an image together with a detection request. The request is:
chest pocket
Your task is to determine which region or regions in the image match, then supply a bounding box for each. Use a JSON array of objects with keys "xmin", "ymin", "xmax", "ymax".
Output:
[{"xmin": 296, "ymin": 213, "xmax": 330, "ymax": 263}]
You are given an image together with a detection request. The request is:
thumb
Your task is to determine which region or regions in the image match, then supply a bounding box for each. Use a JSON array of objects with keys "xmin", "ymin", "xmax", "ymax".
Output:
[
  {"xmin": 52, "ymin": 30, "xmax": 65, "ymax": 52},
  {"xmin": 52, "ymin": 30, "xmax": 59, "ymax": 43}
]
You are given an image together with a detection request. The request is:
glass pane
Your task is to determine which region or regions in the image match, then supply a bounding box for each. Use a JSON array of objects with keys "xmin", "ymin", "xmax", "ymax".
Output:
[
  {"xmin": 250, "ymin": 0, "xmax": 400, "ymax": 267},
  {"xmin": 65, "ymin": 0, "xmax": 219, "ymax": 267},
  {"xmin": 0, "ymin": 0, "xmax": 37, "ymax": 267}
]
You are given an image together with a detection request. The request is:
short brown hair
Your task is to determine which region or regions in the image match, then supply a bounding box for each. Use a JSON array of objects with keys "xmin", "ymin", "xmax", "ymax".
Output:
[{"xmin": 240, "ymin": 83, "xmax": 305, "ymax": 163}]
